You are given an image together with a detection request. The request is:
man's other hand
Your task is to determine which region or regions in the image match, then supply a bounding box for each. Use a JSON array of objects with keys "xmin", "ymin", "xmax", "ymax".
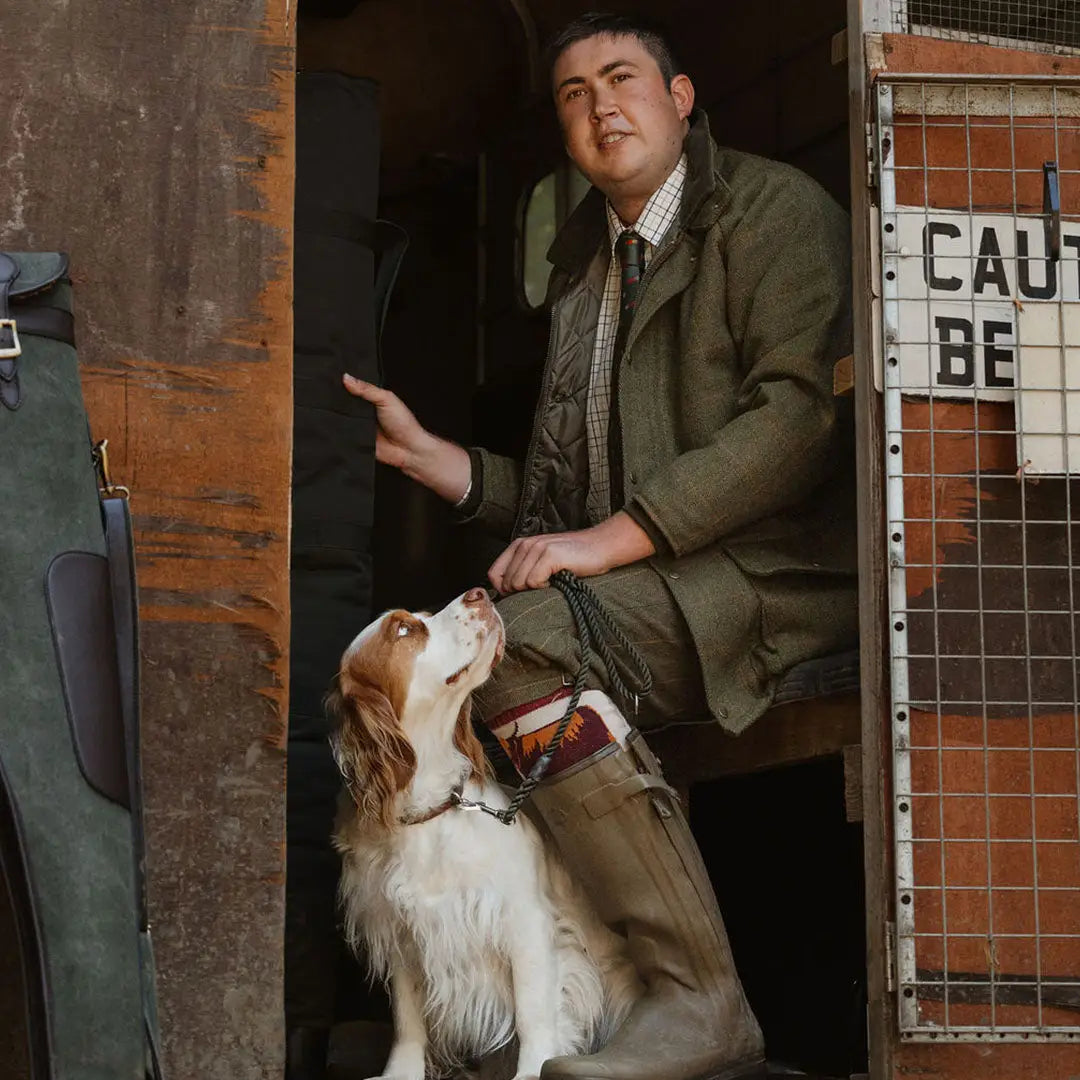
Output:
[
  {"xmin": 343, "ymin": 375, "xmax": 428, "ymax": 471},
  {"xmin": 489, "ymin": 512, "xmax": 657, "ymax": 594},
  {"xmin": 343, "ymin": 374, "xmax": 471, "ymax": 503}
]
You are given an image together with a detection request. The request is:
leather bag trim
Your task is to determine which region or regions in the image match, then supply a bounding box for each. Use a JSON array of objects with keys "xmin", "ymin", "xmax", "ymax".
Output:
[
  {"xmin": 6, "ymin": 253, "xmax": 69, "ymax": 300},
  {"xmin": 45, "ymin": 551, "xmax": 131, "ymax": 810}
]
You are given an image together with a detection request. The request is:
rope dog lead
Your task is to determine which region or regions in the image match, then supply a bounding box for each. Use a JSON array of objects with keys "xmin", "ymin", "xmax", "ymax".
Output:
[{"xmin": 453, "ymin": 569, "xmax": 653, "ymax": 825}]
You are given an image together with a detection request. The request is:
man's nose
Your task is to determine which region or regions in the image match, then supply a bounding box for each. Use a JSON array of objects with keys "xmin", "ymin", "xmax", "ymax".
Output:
[
  {"xmin": 591, "ymin": 91, "xmax": 619, "ymax": 121},
  {"xmin": 463, "ymin": 587, "xmax": 488, "ymax": 607}
]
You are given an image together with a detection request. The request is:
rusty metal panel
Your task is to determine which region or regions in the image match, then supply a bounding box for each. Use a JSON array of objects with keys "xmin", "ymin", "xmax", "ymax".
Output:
[
  {"xmin": 0, "ymin": 3, "xmax": 295, "ymax": 1078},
  {"xmin": 878, "ymin": 75, "xmax": 1080, "ymax": 1044}
]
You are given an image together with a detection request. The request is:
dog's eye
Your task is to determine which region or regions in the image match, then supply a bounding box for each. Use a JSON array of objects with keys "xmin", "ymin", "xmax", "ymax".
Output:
[{"xmin": 396, "ymin": 623, "xmax": 410, "ymax": 637}]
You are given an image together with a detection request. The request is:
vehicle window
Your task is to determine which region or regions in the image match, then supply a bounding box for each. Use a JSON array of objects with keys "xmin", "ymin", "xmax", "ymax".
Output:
[
  {"xmin": 521, "ymin": 166, "xmax": 592, "ymax": 309},
  {"xmin": 522, "ymin": 172, "xmax": 557, "ymax": 309}
]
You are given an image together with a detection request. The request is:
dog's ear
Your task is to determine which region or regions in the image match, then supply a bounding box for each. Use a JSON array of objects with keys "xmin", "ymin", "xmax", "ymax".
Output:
[
  {"xmin": 326, "ymin": 681, "xmax": 417, "ymax": 829},
  {"xmin": 452, "ymin": 696, "xmax": 490, "ymax": 781}
]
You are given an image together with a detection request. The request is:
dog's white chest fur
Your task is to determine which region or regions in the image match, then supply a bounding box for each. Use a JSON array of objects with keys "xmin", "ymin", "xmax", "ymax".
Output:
[
  {"xmin": 329, "ymin": 592, "xmax": 640, "ymax": 1080},
  {"xmin": 337, "ymin": 778, "xmax": 637, "ymax": 1078}
]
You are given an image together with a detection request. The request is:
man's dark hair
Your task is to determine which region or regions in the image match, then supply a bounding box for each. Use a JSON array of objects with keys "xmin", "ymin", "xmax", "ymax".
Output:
[{"xmin": 545, "ymin": 12, "xmax": 684, "ymax": 92}]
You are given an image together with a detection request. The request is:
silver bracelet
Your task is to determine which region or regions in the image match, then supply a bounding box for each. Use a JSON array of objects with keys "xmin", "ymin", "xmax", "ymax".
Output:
[{"xmin": 453, "ymin": 474, "xmax": 473, "ymax": 509}]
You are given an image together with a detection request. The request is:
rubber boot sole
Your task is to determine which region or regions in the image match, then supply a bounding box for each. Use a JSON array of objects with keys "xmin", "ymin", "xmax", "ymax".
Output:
[
  {"xmin": 541, "ymin": 1055, "xmax": 768, "ymax": 1080},
  {"xmin": 698, "ymin": 1056, "xmax": 769, "ymax": 1080}
]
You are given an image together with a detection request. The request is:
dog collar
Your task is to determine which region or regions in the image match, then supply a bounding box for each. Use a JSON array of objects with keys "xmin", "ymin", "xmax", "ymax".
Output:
[{"xmin": 399, "ymin": 781, "xmax": 466, "ymax": 827}]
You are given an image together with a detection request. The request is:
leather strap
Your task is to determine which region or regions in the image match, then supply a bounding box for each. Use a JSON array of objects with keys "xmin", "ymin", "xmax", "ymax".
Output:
[
  {"xmin": 294, "ymin": 204, "xmax": 378, "ymax": 247},
  {"xmin": 293, "ymin": 207, "xmax": 408, "ymax": 381},
  {"xmin": 372, "ymin": 220, "xmax": 408, "ymax": 381},
  {"xmin": 102, "ymin": 499, "xmax": 144, "ymax": 923},
  {"xmin": 102, "ymin": 497, "xmax": 165, "ymax": 1080},
  {"xmin": 46, "ymin": 551, "xmax": 131, "ymax": 808},
  {"xmin": 394, "ymin": 773, "xmax": 469, "ymax": 827},
  {"xmin": 12, "ymin": 304, "xmax": 75, "ymax": 348},
  {"xmin": 0, "ymin": 252, "xmax": 21, "ymax": 411},
  {"xmin": 399, "ymin": 787, "xmax": 464, "ymax": 826},
  {"xmin": 581, "ymin": 771, "xmax": 680, "ymax": 820}
]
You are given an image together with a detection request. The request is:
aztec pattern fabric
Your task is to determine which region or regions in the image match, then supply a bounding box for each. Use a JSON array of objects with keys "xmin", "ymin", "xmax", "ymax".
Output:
[{"xmin": 483, "ymin": 689, "xmax": 632, "ymax": 779}]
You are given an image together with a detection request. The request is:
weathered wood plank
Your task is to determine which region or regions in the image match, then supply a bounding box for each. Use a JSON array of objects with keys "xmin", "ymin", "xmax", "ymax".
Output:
[
  {"xmin": 0, "ymin": 3, "xmax": 295, "ymax": 1077},
  {"xmin": 650, "ymin": 695, "xmax": 862, "ymax": 786}
]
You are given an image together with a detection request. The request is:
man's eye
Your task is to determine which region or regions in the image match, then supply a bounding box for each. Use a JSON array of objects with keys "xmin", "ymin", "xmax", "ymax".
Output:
[
  {"xmin": 566, "ymin": 88, "xmax": 584, "ymax": 101},
  {"xmin": 613, "ymin": 72, "xmax": 631, "ymax": 83}
]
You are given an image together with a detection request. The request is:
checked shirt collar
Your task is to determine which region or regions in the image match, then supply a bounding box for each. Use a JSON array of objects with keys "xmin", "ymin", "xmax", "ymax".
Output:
[{"xmin": 604, "ymin": 152, "xmax": 688, "ymax": 256}]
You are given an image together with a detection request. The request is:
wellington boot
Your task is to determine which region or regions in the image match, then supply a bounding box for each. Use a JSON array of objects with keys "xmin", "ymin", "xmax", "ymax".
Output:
[{"xmin": 531, "ymin": 733, "xmax": 765, "ymax": 1080}]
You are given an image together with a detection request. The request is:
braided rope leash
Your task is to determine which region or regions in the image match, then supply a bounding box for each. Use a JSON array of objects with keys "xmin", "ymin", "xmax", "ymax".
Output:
[{"xmin": 455, "ymin": 569, "xmax": 653, "ymax": 826}]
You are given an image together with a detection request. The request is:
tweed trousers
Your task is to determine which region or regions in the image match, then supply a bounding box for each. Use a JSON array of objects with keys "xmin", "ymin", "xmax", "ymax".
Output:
[{"xmin": 473, "ymin": 562, "xmax": 754, "ymax": 732}]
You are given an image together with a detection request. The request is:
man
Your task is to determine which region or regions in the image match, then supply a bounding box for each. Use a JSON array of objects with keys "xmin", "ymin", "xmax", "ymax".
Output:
[{"xmin": 345, "ymin": 13, "xmax": 856, "ymax": 1080}]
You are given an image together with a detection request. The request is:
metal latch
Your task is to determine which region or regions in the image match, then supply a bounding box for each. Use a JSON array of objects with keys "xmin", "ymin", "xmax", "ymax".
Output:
[
  {"xmin": 1044, "ymin": 161, "xmax": 1061, "ymax": 262},
  {"xmin": 0, "ymin": 318, "xmax": 20, "ymax": 360},
  {"xmin": 92, "ymin": 438, "xmax": 131, "ymax": 499}
]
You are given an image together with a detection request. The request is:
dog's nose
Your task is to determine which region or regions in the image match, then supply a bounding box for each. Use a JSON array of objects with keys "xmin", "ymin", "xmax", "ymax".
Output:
[{"xmin": 463, "ymin": 587, "xmax": 488, "ymax": 607}]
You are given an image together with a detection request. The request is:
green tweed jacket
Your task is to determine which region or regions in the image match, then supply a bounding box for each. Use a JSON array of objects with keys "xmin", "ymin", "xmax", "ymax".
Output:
[{"xmin": 466, "ymin": 110, "xmax": 858, "ymax": 734}]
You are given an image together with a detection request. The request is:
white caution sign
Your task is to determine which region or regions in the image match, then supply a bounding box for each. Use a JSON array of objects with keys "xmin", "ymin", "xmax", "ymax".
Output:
[{"xmin": 890, "ymin": 208, "xmax": 1080, "ymax": 472}]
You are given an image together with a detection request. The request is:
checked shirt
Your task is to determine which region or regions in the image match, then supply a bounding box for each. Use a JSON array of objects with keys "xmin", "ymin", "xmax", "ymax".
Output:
[{"xmin": 585, "ymin": 153, "xmax": 688, "ymax": 524}]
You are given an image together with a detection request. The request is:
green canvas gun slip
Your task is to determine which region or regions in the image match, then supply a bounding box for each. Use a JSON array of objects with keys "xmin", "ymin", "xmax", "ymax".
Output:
[{"xmin": 0, "ymin": 251, "xmax": 162, "ymax": 1080}]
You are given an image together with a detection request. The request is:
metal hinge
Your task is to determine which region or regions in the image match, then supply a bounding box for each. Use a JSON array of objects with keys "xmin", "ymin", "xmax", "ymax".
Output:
[
  {"xmin": 865, "ymin": 122, "xmax": 877, "ymax": 189},
  {"xmin": 884, "ymin": 921, "xmax": 896, "ymax": 993}
]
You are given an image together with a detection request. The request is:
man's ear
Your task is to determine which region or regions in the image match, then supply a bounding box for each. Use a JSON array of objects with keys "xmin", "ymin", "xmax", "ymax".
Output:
[
  {"xmin": 670, "ymin": 73, "xmax": 695, "ymax": 121},
  {"xmin": 326, "ymin": 682, "xmax": 417, "ymax": 829}
]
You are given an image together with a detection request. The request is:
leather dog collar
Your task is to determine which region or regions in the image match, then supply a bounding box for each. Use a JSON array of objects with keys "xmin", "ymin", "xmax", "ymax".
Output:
[{"xmin": 399, "ymin": 781, "xmax": 466, "ymax": 827}]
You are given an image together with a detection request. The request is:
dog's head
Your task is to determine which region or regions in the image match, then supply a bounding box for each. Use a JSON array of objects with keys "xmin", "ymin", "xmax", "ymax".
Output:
[{"xmin": 326, "ymin": 588, "xmax": 504, "ymax": 828}]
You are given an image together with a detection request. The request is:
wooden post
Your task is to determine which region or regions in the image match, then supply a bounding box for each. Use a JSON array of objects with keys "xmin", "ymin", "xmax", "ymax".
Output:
[{"xmin": 0, "ymin": 3, "xmax": 295, "ymax": 1076}]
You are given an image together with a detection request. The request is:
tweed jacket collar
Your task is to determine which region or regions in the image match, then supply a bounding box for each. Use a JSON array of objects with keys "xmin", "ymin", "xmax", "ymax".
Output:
[{"xmin": 546, "ymin": 109, "xmax": 731, "ymax": 277}]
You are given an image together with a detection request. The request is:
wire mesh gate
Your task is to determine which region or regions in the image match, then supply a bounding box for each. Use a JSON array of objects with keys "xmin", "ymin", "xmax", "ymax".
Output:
[
  {"xmin": 888, "ymin": 1, "xmax": 1080, "ymax": 53},
  {"xmin": 877, "ymin": 74, "xmax": 1080, "ymax": 1040}
]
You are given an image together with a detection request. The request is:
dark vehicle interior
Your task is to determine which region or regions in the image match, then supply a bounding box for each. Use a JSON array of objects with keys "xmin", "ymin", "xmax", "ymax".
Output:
[{"xmin": 290, "ymin": 1, "xmax": 866, "ymax": 1076}]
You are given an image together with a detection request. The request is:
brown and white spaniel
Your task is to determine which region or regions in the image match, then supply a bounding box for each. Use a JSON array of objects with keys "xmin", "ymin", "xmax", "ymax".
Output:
[{"xmin": 327, "ymin": 588, "xmax": 640, "ymax": 1080}]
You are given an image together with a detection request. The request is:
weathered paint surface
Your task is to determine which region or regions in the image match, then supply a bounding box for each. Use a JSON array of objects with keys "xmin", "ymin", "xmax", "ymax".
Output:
[
  {"xmin": 0, "ymin": 3, "xmax": 294, "ymax": 1077},
  {"xmin": 878, "ymin": 34, "xmax": 1080, "ymax": 78},
  {"xmin": 874, "ymin": 32, "xmax": 1080, "ymax": 1080}
]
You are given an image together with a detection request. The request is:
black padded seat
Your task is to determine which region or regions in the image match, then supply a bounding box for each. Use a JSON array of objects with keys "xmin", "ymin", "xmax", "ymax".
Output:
[{"xmin": 771, "ymin": 649, "xmax": 860, "ymax": 706}]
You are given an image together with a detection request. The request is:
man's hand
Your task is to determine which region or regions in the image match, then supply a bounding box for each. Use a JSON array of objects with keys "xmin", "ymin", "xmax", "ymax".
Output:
[
  {"xmin": 489, "ymin": 512, "xmax": 657, "ymax": 594},
  {"xmin": 343, "ymin": 375, "xmax": 429, "ymax": 471},
  {"xmin": 343, "ymin": 375, "xmax": 471, "ymax": 504}
]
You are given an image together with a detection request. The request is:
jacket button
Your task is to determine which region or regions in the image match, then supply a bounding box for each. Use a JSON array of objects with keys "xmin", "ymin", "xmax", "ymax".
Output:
[
  {"xmin": 628, "ymin": 471, "xmax": 637, "ymax": 484},
  {"xmin": 668, "ymin": 571, "xmax": 680, "ymax": 580}
]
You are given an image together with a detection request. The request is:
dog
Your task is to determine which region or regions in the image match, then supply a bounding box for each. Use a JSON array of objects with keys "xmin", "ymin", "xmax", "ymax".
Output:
[{"xmin": 327, "ymin": 587, "xmax": 641, "ymax": 1080}]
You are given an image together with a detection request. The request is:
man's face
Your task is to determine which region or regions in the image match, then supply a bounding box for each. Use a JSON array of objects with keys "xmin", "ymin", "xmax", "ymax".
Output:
[{"xmin": 552, "ymin": 33, "xmax": 694, "ymax": 213}]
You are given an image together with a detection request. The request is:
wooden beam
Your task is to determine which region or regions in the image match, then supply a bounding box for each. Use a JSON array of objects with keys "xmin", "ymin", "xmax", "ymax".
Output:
[
  {"xmin": 649, "ymin": 694, "xmax": 861, "ymax": 787},
  {"xmin": 834, "ymin": 352, "xmax": 855, "ymax": 396},
  {"xmin": 0, "ymin": 3, "xmax": 296, "ymax": 1076}
]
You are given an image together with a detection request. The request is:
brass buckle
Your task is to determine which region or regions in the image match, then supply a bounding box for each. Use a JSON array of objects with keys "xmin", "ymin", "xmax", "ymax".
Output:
[
  {"xmin": 0, "ymin": 318, "xmax": 20, "ymax": 360},
  {"xmin": 92, "ymin": 438, "xmax": 131, "ymax": 499}
]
